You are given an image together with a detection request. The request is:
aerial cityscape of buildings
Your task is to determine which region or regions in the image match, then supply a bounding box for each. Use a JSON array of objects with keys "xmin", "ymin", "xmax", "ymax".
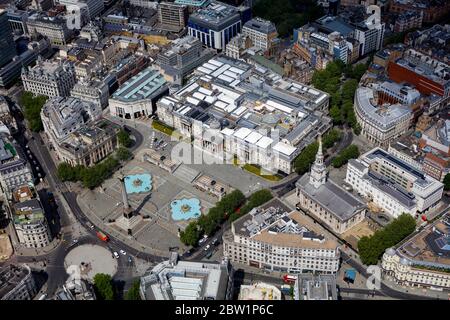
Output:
[{"xmin": 0, "ymin": 0, "xmax": 449, "ymax": 306}]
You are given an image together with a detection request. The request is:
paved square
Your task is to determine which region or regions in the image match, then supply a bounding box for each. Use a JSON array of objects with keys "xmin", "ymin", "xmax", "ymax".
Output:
[{"xmin": 78, "ymin": 157, "xmax": 218, "ymax": 253}]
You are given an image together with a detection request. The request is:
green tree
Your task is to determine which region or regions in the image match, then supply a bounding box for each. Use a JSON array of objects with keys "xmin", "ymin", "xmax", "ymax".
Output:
[
  {"xmin": 231, "ymin": 189, "xmax": 274, "ymax": 221},
  {"xmin": 20, "ymin": 91, "xmax": 48, "ymax": 132},
  {"xmin": 125, "ymin": 280, "xmax": 141, "ymax": 300},
  {"xmin": 329, "ymin": 104, "xmax": 343, "ymax": 125},
  {"xmin": 116, "ymin": 146, "xmax": 132, "ymax": 161},
  {"xmin": 358, "ymin": 214, "xmax": 416, "ymax": 265},
  {"xmin": 444, "ymin": 173, "xmax": 450, "ymax": 191},
  {"xmin": 197, "ymin": 214, "xmax": 218, "ymax": 236},
  {"xmin": 93, "ymin": 273, "xmax": 115, "ymax": 300},
  {"xmin": 332, "ymin": 144, "xmax": 359, "ymax": 168},
  {"xmin": 342, "ymin": 79, "xmax": 358, "ymax": 101},
  {"xmin": 117, "ymin": 129, "xmax": 132, "ymax": 148},
  {"xmin": 253, "ymin": 0, "xmax": 324, "ymax": 37},
  {"xmin": 352, "ymin": 64, "xmax": 368, "ymax": 82},
  {"xmin": 180, "ymin": 221, "xmax": 201, "ymax": 246},
  {"xmin": 322, "ymin": 128, "xmax": 341, "ymax": 149},
  {"xmin": 294, "ymin": 142, "xmax": 319, "ymax": 175}
]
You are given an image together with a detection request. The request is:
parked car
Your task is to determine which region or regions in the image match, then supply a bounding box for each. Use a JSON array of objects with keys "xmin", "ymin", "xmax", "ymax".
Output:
[
  {"xmin": 204, "ymin": 244, "xmax": 210, "ymax": 251},
  {"xmin": 113, "ymin": 252, "xmax": 119, "ymax": 259},
  {"xmin": 211, "ymin": 238, "xmax": 218, "ymax": 246},
  {"xmin": 120, "ymin": 250, "xmax": 126, "ymax": 255},
  {"xmin": 205, "ymin": 252, "xmax": 213, "ymax": 259}
]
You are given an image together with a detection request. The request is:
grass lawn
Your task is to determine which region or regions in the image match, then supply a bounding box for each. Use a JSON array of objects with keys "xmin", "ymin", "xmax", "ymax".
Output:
[
  {"xmin": 242, "ymin": 164, "xmax": 282, "ymax": 181},
  {"xmin": 152, "ymin": 120, "xmax": 175, "ymax": 136}
]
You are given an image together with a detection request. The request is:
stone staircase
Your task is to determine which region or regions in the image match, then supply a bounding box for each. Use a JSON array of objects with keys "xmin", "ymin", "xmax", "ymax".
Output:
[{"xmin": 172, "ymin": 164, "xmax": 201, "ymax": 183}]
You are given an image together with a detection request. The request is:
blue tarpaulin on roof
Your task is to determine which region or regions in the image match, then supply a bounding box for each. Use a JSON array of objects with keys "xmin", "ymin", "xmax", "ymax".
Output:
[{"xmin": 344, "ymin": 269, "xmax": 356, "ymax": 281}]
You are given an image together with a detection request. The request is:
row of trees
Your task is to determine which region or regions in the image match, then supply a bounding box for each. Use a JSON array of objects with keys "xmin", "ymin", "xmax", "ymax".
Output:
[
  {"xmin": 229, "ymin": 189, "xmax": 273, "ymax": 222},
  {"xmin": 253, "ymin": 0, "xmax": 323, "ymax": 37},
  {"xmin": 180, "ymin": 189, "xmax": 274, "ymax": 246},
  {"xmin": 293, "ymin": 128, "xmax": 342, "ymax": 175},
  {"xmin": 19, "ymin": 91, "xmax": 48, "ymax": 132},
  {"xmin": 57, "ymin": 146, "xmax": 132, "ymax": 189},
  {"xmin": 93, "ymin": 274, "xmax": 141, "ymax": 300},
  {"xmin": 180, "ymin": 190, "xmax": 246, "ymax": 246},
  {"xmin": 358, "ymin": 214, "xmax": 416, "ymax": 265},
  {"xmin": 443, "ymin": 173, "xmax": 450, "ymax": 191},
  {"xmin": 312, "ymin": 61, "xmax": 367, "ymax": 134},
  {"xmin": 331, "ymin": 144, "xmax": 360, "ymax": 168}
]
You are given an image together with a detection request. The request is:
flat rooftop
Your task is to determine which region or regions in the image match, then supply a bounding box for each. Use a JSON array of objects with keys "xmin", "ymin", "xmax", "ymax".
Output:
[
  {"xmin": 395, "ymin": 214, "xmax": 450, "ymax": 271},
  {"xmin": 233, "ymin": 198, "xmax": 338, "ymax": 249},
  {"xmin": 189, "ymin": 2, "xmax": 241, "ymax": 31},
  {"xmin": 140, "ymin": 255, "xmax": 230, "ymax": 300},
  {"xmin": 239, "ymin": 282, "xmax": 281, "ymax": 300},
  {"xmin": 158, "ymin": 55, "xmax": 330, "ymax": 159},
  {"xmin": 0, "ymin": 265, "xmax": 31, "ymax": 299},
  {"xmin": 112, "ymin": 67, "xmax": 167, "ymax": 102}
]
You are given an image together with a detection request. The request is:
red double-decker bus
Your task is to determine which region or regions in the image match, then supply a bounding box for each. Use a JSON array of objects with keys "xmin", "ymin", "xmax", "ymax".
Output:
[
  {"xmin": 96, "ymin": 231, "xmax": 109, "ymax": 242},
  {"xmin": 283, "ymin": 274, "xmax": 297, "ymax": 284}
]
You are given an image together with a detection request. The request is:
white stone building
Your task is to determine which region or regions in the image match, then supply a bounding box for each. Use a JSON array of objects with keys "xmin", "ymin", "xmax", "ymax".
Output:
[
  {"xmin": 223, "ymin": 198, "xmax": 340, "ymax": 274},
  {"xmin": 354, "ymin": 86, "xmax": 413, "ymax": 148},
  {"xmin": 109, "ymin": 67, "xmax": 169, "ymax": 119},
  {"xmin": 70, "ymin": 79, "xmax": 109, "ymax": 110},
  {"xmin": 242, "ymin": 17, "xmax": 278, "ymax": 52},
  {"xmin": 295, "ymin": 138, "xmax": 367, "ymax": 234},
  {"xmin": 156, "ymin": 56, "xmax": 331, "ymax": 175},
  {"xmin": 381, "ymin": 214, "xmax": 450, "ymax": 289},
  {"xmin": 0, "ymin": 264, "xmax": 37, "ymax": 300},
  {"xmin": 0, "ymin": 136, "xmax": 33, "ymax": 198},
  {"xmin": 22, "ymin": 59, "xmax": 76, "ymax": 98},
  {"xmin": 345, "ymin": 147, "xmax": 444, "ymax": 217},
  {"xmin": 41, "ymin": 96, "xmax": 102, "ymax": 154},
  {"xmin": 12, "ymin": 186, "xmax": 52, "ymax": 248}
]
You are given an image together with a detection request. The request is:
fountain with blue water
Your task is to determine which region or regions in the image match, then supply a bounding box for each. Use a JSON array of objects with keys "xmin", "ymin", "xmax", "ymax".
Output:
[
  {"xmin": 124, "ymin": 173, "xmax": 153, "ymax": 194},
  {"xmin": 171, "ymin": 198, "xmax": 201, "ymax": 221}
]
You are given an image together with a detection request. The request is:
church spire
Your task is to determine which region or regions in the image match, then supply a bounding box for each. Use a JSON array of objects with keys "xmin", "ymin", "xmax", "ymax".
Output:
[{"xmin": 309, "ymin": 135, "xmax": 327, "ymax": 188}]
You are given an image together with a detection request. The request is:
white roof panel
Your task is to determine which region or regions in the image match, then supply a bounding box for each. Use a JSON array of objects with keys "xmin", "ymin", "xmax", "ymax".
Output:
[
  {"xmin": 192, "ymin": 92, "xmax": 206, "ymax": 100},
  {"xmin": 233, "ymin": 127, "xmax": 252, "ymax": 140},
  {"xmin": 256, "ymin": 136, "xmax": 273, "ymax": 149},
  {"xmin": 273, "ymin": 142, "xmax": 296, "ymax": 156},
  {"xmin": 186, "ymin": 97, "xmax": 200, "ymax": 106},
  {"xmin": 266, "ymin": 100, "xmax": 293, "ymax": 114},
  {"xmin": 229, "ymin": 66, "xmax": 244, "ymax": 74},
  {"xmin": 203, "ymin": 62, "xmax": 218, "ymax": 71},
  {"xmin": 196, "ymin": 66, "xmax": 212, "ymax": 75},
  {"xmin": 221, "ymin": 128, "xmax": 235, "ymax": 136},
  {"xmin": 208, "ymin": 59, "xmax": 224, "ymax": 67},
  {"xmin": 245, "ymin": 131, "xmax": 263, "ymax": 144},
  {"xmin": 218, "ymin": 74, "xmax": 234, "ymax": 83},
  {"xmin": 198, "ymin": 87, "xmax": 213, "ymax": 96}
]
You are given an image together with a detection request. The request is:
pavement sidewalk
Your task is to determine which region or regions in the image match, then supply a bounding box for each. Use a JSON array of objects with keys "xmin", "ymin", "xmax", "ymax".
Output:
[{"xmin": 13, "ymin": 238, "xmax": 62, "ymax": 258}]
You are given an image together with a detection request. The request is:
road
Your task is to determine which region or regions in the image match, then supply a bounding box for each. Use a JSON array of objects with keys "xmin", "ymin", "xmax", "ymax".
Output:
[
  {"xmin": 8, "ymin": 109, "xmax": 155, "ymax": 296},
  {"xmin": 340, "ymin": 251, "xmax": 435, "ymax": 300}
]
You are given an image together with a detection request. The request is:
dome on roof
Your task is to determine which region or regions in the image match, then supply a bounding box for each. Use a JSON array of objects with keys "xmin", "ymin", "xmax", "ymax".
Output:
[
  {"xmin": 220, "ymin": 119, "xmax": 230, "ymax": 128},
  {"xmin": 262, "ymin": 113, "xmax": 280, "ymax": 125},
  {"xmin": 209, "ymin": 119, "xmax": 220, "ymax": 130},
  {"xmin": 400, "ymin": 257, "xmax": 410, "ymax": 266},
  {"xmin": 385, "ymin": 247, "xmax": 396, "ymax": 256}
]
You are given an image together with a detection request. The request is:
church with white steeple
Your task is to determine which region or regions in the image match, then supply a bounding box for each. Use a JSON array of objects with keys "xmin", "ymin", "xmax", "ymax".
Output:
[
  {"xmin": 295, "ymin": 136, "xmax": 367, "ymax": 234},
  {"xmin": 309, "ymin": 136, "xmax": 327, "ymax": 188}
]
